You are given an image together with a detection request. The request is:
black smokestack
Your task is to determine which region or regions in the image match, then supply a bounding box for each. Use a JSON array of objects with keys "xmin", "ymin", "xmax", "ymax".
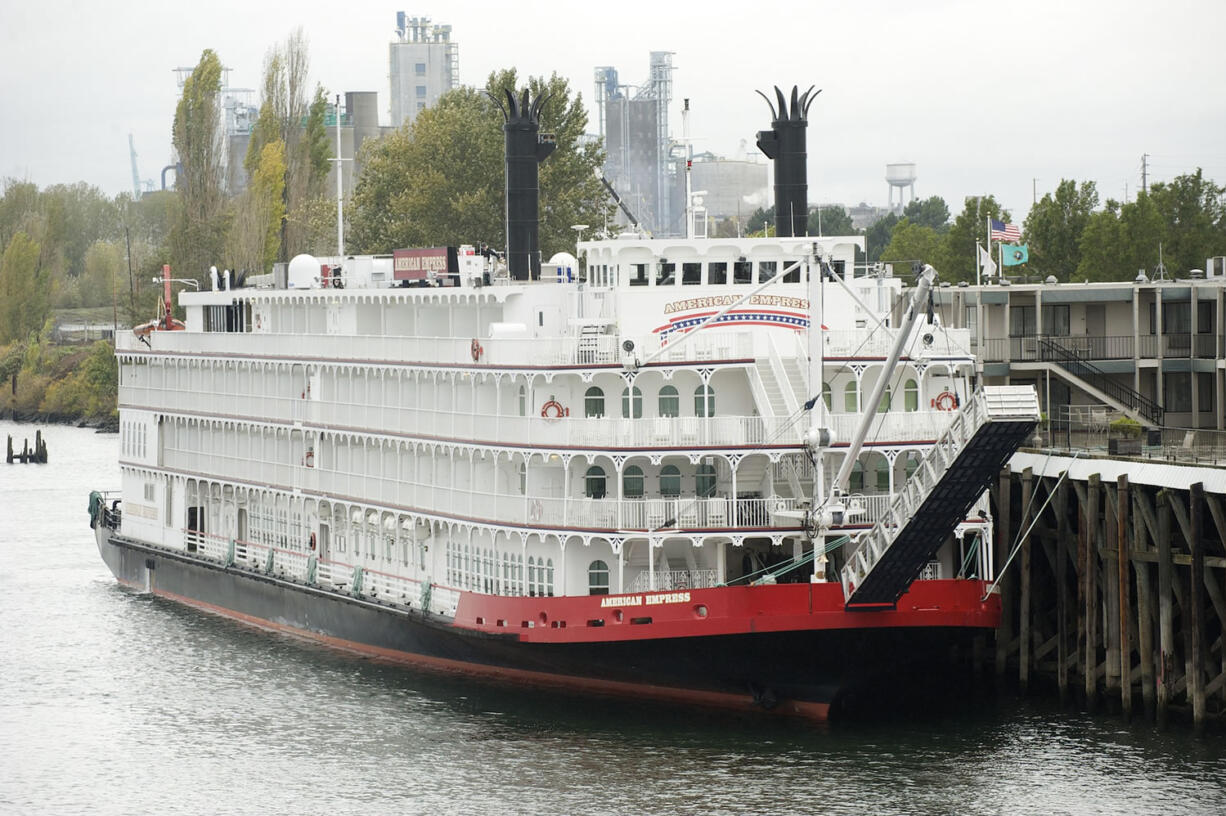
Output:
[
  {"xmin": 755, "ymin": 85, "xmax": 819, "ymax": 238},
  {"xmin": 493, "ymin": 88, "xmax": 556, "ymax": 280}
]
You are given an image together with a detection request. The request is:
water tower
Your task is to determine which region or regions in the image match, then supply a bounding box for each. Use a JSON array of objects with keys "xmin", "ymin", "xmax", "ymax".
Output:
[{"xmin": 886, "ymin": 162, "xmax": 917, "ymax": 213}]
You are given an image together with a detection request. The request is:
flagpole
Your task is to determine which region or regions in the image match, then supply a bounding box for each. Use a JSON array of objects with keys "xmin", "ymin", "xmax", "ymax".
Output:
[
  {"xmin": 998, "ymin": 242, "xmax": 1004, "ymax": 283},
  {"xmin": 985, "ymin": 215, "xmax": 992, "ymax": 285},
  {"xmin": 976, "ymin": 242, "xmax": 982, "ymax": 287}
]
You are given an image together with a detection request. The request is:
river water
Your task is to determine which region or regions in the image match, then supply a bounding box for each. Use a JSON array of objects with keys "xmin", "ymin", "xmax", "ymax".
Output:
[{"xmin": 2, "ymin": 418, "xmax": 1225, "ymax": 815}]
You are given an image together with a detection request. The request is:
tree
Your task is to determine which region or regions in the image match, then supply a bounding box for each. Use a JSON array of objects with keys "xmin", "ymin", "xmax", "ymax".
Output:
[
  {"xmin": 80, "ymin": 241, "xmax": 124, "ymax": 307},
  {"xmin": 880, "ymin": 218, "xmax": 945, "ymax": 270},
  {"xmin": 1118, "ymin": 193, "xmax": 1166, "ymax": 277},
  {"xmin": 864, "ymin": 212, "xmax": 899, "ymax": 263},
  {"xmin": 350, "ymin": 69, "xmax": 610, "ymax": 258},
  {"xmin": 1024, "ymin": 179, "xmax": 1098, "ymax": 280},
  {"xmin": 0, "ymin": 232, "xmax": 48, "ymax": 343},
  {"xmin": 1075, "ymin": 201, "xmax": 1123, "ymax": 282},
  {"xmin": 246, "ymin": 30, "xmax": 331, "ymax": 261},
  {"xmin": 806, "ymin": 205, "xmax": 855, "ymax": 236},
  {"xmin": 942, "ymin": 195, "xmax": 1010, "ymax": 282},
  {"xmin": 902, "ymin": 196, "xmax": 950, "ymax": 232},
  {"xmin": 227, "ymin": 140, "xmax": 286, "ymax": 274},
  {"xmin": 170, "ymin": 49, "xmax": 228, "ymax": 287},
  {"xmin": 1148, "ymin": 169, "xmax": 1226, "ymax": 275}
]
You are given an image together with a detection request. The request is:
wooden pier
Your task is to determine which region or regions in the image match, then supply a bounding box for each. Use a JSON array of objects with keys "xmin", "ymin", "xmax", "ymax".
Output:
[
  {"xmin": 6, "ymin": 431, "xmax": 48, "ymax": 464},
  {"xmin": 989, "ymin": 451, "xmax": 1226, "ymax": 730}
]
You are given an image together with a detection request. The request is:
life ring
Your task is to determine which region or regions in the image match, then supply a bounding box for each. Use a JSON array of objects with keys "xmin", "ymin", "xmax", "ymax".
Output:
[
  {"xmin": 309, "ymin": 532, "xmax": 317, "ymax": 551},
  {"xmin": 932, "ymin": 391, "xmax": 958, "ymax": 411},
  {"xmin": 304, "ymin": 450, "xmax": 314, "ymax": 468},
  {"xmin": 529, "ymin": 499, "xmax": 543, "ymax": 523},
  {"xmin": 540, "ymin": 400, "xmax": 568, "ymax": 420},
  {"xmin": 470, "ymin": 338, "xmax": 483, "ymax": 362},
  {"xmin": 254, "ymin": 312, "xmax": 264, "ymax": 331}
]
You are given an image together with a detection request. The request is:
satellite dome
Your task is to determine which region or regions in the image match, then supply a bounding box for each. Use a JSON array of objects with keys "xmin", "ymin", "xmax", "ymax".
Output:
[{"xmin": 288, "ymin": 254, "xmax": 321, "ymax": 288}]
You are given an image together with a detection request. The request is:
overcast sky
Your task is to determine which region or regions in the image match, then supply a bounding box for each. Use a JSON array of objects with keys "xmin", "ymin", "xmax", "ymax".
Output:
[{"xmin": 3, "ymin": 0, "xmax": 1224, "ymax": 223}]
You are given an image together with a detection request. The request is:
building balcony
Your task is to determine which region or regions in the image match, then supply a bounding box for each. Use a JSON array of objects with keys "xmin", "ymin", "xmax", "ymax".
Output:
[{"xmin": 980, "ymin": 332, "xmax": 1219, "ymax": 363}]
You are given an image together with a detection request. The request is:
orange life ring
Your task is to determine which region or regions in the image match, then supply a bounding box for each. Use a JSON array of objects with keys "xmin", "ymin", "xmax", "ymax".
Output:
[
  {"xmin": 933, "ymin": 391, "xmax": 958, "ymax": 411},
  {"xmin": 470, "ymin": 338, "xmax": 483, "ymax": 362},
  {"xmin": 304, "ymin": 450, "xmax": 315, "ymax": 468},
  {"xmin": 309, "ymin": 532, "xmax": 317, "ymax": 551},
  {"xmin": 540, "ymin": 400, "xmax": 568, "ymax": 420}
]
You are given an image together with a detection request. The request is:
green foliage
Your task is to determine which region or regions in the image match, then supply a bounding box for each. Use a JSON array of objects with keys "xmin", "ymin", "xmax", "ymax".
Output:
[
  {"xmin": 1024, "ymin": 180, "xmax": 1098, "ymax": 280},
  {"xmin": 806, "ymin": 205, "xmax": 854, "ymax": 236},
  {"xmin": 880, "ymin": 218, "xmax": 946, "ymax": 270},
  {"xmin": 902, "ymin": 196, "xmax": 950, "ymax": 232},
  {"xmin": 227, "ymin": 140, "xmax": 287, "ymax": 274},
  {"xmin": 350, "ymin": 69, "xmax": 611, "ymax": 258},
  {"xmin": 1109, "ymin": 416, "xmax": 1142, "ymax": 438},
  {"xmin": 1147, "ymin": 169, "xmax": 1226, "ymax": 276},
  {"xmin": 942, "ymin": 195, "xmax": 1010, "ymax": 282},
  {"xmin": 1075, "ymin": 202, "xmax": 1123, "ymax": 282},
  {"xmin": 170, "ymin": 49, "xmax": 228, "ymax": 288},
  {"xmin": 40, "ymin": 341, "xmax": 117, "ymax": 420},
  {"xmin": 864, "ymin": 212, "xmax": 900, "ymax": 263},
  {"xmin": 0, "ymin": 232, "xmax": 49, "ymax": 344}
]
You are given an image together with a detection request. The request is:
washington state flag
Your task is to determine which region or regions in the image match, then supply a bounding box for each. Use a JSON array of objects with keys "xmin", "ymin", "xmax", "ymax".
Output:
[{"xmin": 1002, "ymin": 244, "xmax": 1029, "ymax": 266}]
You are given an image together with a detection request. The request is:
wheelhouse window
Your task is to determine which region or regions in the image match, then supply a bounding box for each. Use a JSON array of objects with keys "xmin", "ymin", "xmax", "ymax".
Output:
[
  {"xmin": 623, "ymin": 465, "xmax": 644, "ymax": 498},
  {"xmin": 694, "ymin": 384, "xmax": 715, "ymax": 417},
  {"xmin": 584, "ymin": 386, "xmax": 605, "ymax": 418},
  {"xmin": 622, "ymin": 386, "xmax": 643, "ymax": 418},
  {"xmin": 709, "ymin": 262, "xmax": 727, "ymax": 285},
  {"xmin": 630, "ymin": 264, "xmax": 649, "ymax": 286},
  {"xmin": 660, "ymin": 465, "xmax": 681, "ymax": 497},
  {"xmin": 758, "ymin": 261, "xmax": 777, "ymax": 283},
  {"xmin": 733, "ymin": 260, "xmax": 752, "ymax": 284},
  {"xmin": 658, "ymin": 385, "xmax": 679, "ymax": 417},
  {"xmin": 584, "ymin": 466, "xmax": 607, "ymax": 499},
  {"xmin": 588, "ymin": 560, "xmax": 610, "ymax": 595},
  {"xmin": 656, "ymin": 262, "xmax": 675, "ymax": 286},
  {"xmin": 682, "ymin": 263, "xmax": 702, "ymax": 285}
]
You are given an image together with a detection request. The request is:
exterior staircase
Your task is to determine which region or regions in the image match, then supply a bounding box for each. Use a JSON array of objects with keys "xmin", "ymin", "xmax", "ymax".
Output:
[
  {"xmin": 1037, "ymin": 338, "xmax": 1164, "ymax": 425},
  {"xmin": 840, "ymin": 385, "xmax": 1040, "ymax": 609}
]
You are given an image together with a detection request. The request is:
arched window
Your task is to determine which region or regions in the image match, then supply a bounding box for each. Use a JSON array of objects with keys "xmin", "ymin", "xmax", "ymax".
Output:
[
  {"xmin": 584, "ymin": 465, "xmax": 607, "ymax": 499},
  {"xmin": 623, "ymin": 465, "xmax": 644, "ymax": 498},
  {"xmin": 878, "ymin": 384, "xmax": 892, "ymax": 413},
  {"xmin": 844, "ymin": 381, "xmax": 858, "ymax": 413},
  {"xmin": 849, "ymin": 460, "xmax": 864, "ymax": 492},
  {"xmin": 544, "ymin": 558, "xmax": 555, "ymax": 596},
  {"xmin": 660, "ymin": 464, "xmax": 681, "ymax": 497},
  {"xmin": 696, "ymin": 462, "xmax": 717, "ymax": 497},
  {"xmin": 822, "ymin": 382, "xmax": 832, "ymax": 411},
  {"xmin": 658, "ymin": 385, "xmax": 679, "ymax": 417},
  {"xmin": 873, "ymin": 457, "xmax": 890, "ymax": 492},
  {"xmin": 622, "ymin": 386, "xmax": 642, "ymax": 419},
  {"xmin": 904, "ymin": 379, "xmax": 919, "ymax": 412},
  {"xmin": 903, "ymin": 451, "xmax": 921, "ymax": 480},
  {"xmin": 517, "ymin": 385, "xmax": 526, "ymax": 417},
  {"xmin": 584, "ymin": 386, "xmax": 605, "ymax": 418},
  {"xmin": 588, "ymin": 559, "xmax": 610, "ymax": 595},
  {"xmin": 694, "ymin": 384, "xmax": 715, "ymax": 417},
  {"xmin": 527, "ymin": 555, "xmax": 538, "ymax": 597}
]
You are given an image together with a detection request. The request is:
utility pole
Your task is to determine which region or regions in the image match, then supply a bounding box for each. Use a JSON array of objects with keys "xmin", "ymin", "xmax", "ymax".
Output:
[
  {"xmin": 1032, "ymin": 178, "xmax": 1037, "ymax": 205},
  {"xmin": 1141, "ymin": 153, "xmax": 1149, "ymax": 196}
]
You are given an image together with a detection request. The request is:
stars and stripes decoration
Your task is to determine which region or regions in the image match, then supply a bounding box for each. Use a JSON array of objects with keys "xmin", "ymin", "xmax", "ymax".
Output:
[
  {"xmin": 990, "ymin": 218, "xmax": 1021, "ymax": 242},
  {"xmin": 653, "ymin": 309, "xmax": 813, "ymax": 337}
]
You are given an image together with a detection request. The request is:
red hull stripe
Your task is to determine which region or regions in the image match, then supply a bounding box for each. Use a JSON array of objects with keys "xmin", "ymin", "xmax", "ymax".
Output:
[{"xmin": 148, "ymin": 586, "xmax": 831, "ymax": 722}]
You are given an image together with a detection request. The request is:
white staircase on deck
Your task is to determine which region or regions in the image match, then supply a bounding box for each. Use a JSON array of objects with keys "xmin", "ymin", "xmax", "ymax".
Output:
[{"xmin": 840, "ymin": 385, "xmax": 1040, "ymax": 609}]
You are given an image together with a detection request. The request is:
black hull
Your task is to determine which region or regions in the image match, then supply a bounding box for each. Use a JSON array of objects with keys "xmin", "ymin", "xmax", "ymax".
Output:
[{"xmin": 97, "ymin": 529, "xmax": 985, "ymax": 721}]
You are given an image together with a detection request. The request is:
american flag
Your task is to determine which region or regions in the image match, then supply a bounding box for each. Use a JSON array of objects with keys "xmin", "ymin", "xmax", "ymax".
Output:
[{"xmin": 990, "ymin": 218, "xmax": 1021, "ymax": 243}]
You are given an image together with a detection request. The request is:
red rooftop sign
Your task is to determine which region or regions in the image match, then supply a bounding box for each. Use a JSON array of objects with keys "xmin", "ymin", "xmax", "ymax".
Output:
[{"xmin": 393, "ymin": 247, "xmax": 449, "ymax": 281}]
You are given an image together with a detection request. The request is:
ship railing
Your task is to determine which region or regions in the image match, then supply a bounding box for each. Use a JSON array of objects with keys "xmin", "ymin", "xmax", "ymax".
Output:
[
  {"xmin": 176, "ymin": 528, "xmax": 457, "ymax": 615},
  {"xmin": 823, "ymin": 328, "xmax": 972, "ymax": 359},
  {"xmin": 123, "ymin": 386, "xmax": 803, "ymax": 450},
  {"xmin": 119, "ymin": 328, "xmax": 755, "ymax": 367},
  {"xmin": 628, "ymin": 569, "xmax": 719, "ymax": 593},
  {"xmin": 824, "ymin": 410, "xmax": 956, "ymax": 444}
]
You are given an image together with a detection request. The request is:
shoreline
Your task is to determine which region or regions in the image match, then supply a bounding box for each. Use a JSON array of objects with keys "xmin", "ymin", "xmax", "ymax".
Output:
[{"xmin": 1, "ymin": 408, "xmax": 118, "ymax": 433}]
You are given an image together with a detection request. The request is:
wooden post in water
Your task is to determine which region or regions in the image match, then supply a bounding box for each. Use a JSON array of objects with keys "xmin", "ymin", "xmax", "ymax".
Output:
[
  {"xmin": 1134, "ymin": 490, "xmax": 1156, "ymax": 720},
  {"xmin": 1117, "ymin": 474, "xmax": 1132, "ymax": 718},
  {"xmin": 1085, "ymin": 473, "xmax": 1100, "ymax": 710},
  {"xmin": 995, "ymin": 465, "xmax": 1012, "ymax": 683},
  {"xmin": 1189, "ymin": 482, "xmax": 1206, "ymax": 731},
  {"xmin": 1056, "ymin": 475, "xmax": 1070, "ymax": 704},
  {"xmin": 1019, "ymin": 467, "xmax": 1033, "ymax": 695},
  {"xmin": 1157, "ymin": 490, "xmax": 1173, "ymax": 728},
  {"xmin": 1104, "ymin": 479, "xmax": 1120, "ymax": 701}
]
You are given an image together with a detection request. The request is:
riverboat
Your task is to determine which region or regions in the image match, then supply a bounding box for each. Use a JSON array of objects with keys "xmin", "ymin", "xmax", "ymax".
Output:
[{"xmin": 90, "ymin": 86, "xmax": 1038, "ymax": 720}]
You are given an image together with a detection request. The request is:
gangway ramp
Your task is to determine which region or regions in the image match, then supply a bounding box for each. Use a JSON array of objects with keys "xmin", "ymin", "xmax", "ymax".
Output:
[{"xmin": 841, "ymin": 386, "xmax": 1040, "ymax": 609}]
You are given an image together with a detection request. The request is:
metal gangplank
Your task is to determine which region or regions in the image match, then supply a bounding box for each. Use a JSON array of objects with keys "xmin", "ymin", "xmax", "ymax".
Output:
[{"xmin": 840, "ymin": 385, "xmax": 1040, "ymax": 609}]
